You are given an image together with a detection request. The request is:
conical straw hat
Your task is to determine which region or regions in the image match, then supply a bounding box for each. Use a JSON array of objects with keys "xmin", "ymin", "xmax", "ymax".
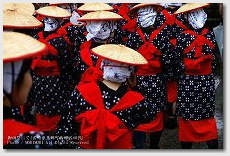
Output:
[
  {"xmin": 3, "ymin": 10, "xmax": 43, "ymax": 29},
  {"xmin": 175, "ymin": 3, "xmax": 210, "ymax": 14},
  {"xmin": 3, "ymin": 32, "xmax": 46, "ymax": 63},
  {"xmin": 36, "ymin": 6, "xmax": 71, "ymax": 18},
  {"xmin": 129, "ymin": 3, "xmax": 163, "ymax": 16},
  {"xmin": 77, "ymin": 3, "xmax": 113, "ymax": 12},
  {"xmin": 78, "ymin": 11, "xmax": 123, "ymax": 21},
  {"xmin": 92, "ymin": 44, "xmax": 148, "ymax": 65},
  {"xmin": 3, "ymin": 3, "xmax": 35, "ymax": 15}
]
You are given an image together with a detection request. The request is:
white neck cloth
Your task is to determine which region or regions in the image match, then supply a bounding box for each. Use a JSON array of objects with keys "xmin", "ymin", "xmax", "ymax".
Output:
[
  {"xmin": 187, "ymin": 8, "xmax": 207, "ymax": 29},
  {"xmin": 3, "ymin": 61, "xmax": 23, "ymax": 95},
  {"xmin": 86, "ymin": 21, "xmax": 117, "ymax": 41},
  {"xmin": 101, "ymin": 59, "xmax": 134, "ymax": 83},
  {"xmin": 137, "ymin": 6, "xmax": 157, "ymax": 28}
]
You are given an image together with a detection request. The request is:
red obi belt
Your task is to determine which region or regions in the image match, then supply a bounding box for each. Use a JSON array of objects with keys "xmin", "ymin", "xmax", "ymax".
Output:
[
  {"xmin": 182, "ymin": 29, "xmax": 215, "ymax": 75},
  {"xmin": 136, "ymin": 27, "xmax": 163, "ymax": 75},
  {"xmin": 75, "ymin": 82, "xmax": 144, "ymax": 149}
]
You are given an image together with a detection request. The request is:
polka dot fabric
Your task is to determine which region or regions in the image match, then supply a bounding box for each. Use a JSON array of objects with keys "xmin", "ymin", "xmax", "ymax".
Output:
[
  {"xmin": 177, "ymin": 74, "xmax": 216, "ymax": 120},
  {"xmin": 175, "ymin": 27, "xmax": 219, "ymax": 120}
]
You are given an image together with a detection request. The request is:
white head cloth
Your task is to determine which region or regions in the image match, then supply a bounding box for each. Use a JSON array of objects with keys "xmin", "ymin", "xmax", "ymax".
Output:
[
  {"xmin": 187, "ymin": 8, "xmax": 207, "ymax": 29},
  {"xmin": 101, "ymin": 59, "xmax": 134, "ymax": 83},
  {"xmin": 137, "ymin": 6, "xmax": 157, "ymax": 28},
  {"xmin": 86, "ymin": 21, "xmax": 117, "ymax": 41}
]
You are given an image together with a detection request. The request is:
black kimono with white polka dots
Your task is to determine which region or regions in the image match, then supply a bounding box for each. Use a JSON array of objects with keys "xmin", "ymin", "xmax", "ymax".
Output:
[
  {"xmin": 125, "ymin": 12, "xmax": 171, "ymax": 113},
  {"xmin": 175, "ymin": 28, "xmax": 219, "ymax": 120},
  {"xmin": 54, "ymin": 82, "xmax": 157, "ymax": 137},
  {"xmin": 27, "ymin": 31, "xmax": 74, "ymax": 116},
  {"xmin": 64, "ymin": 24, "xmax": 87, "ymax": 85},
  {"xmin": 162, "ymin": 12, "xmax": 189, "ymax": 80}
]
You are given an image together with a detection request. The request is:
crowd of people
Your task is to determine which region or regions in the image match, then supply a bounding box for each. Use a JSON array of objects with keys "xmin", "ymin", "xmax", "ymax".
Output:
[{"xmin": 3, "ymin": 3, "xmax": 222, "ymax": 149}]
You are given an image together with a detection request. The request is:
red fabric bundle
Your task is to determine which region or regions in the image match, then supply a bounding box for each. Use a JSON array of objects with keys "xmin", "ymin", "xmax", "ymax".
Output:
[
  {"xmin": 36, "ymin": 114, "xmax": 61, "ymax": 131},
  {"xmin": 75, "ymin": 82, "xmax": 144, "ymax": 149},
  {"xmin": 184, "ymin": 55, "xmax": 213, "ymax": 75},
  {"xmin": 3, "ymin": 119, "xmax": 39, "ymax": 145}
]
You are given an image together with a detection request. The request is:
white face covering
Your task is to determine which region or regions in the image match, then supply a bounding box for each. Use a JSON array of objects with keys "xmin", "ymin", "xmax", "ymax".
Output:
[
  {"xmin": 3, "ymin": 61, "xmax": 23, "ymax": 95},
  {"xmin": 86, "ymin": 21, "xmax": 117, "ymax": 41},
  {"xmin": 187, "ymin": 8, "xmax": 207, "ymax": 29},
  {"xmin": 70, "ymin": 11, "xmax": 82, "ymax": 25},
  {"xmin": 159, "ymin": 3, "xmax": 182, "ymax": 8},
  {"xmin": 44, "ymin": 17, "xmax": 63, "ymax": 31},
  {"xmin": 101, "ymin": 60, "xmax": 134, "ymax": 83},
  {"xmin": 137, "ymin": 6, "xmax": 157, "ymax": 28}
]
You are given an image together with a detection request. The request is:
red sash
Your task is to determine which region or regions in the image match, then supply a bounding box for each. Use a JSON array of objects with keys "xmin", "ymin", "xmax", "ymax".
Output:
[
  {"xmin": 182, "ymin": 29, "xmax": 215, "ymax": 75},
  {"xmin": 184, "ymin": 54, "xmax": 213, "ymax": 75},
  {"xmin": 79, "ymin": 41, "xmax": 94, "ymax": 67},
  {"xmin": 75, "ymin": 82, "xmax": 144, "ymax": 149},
  {"xmin": 56, "ymin": 23, "xmax": 74, "ymax": 45},
  {"xmin": 183, "ymin": 29, "xmax": 215, "ymax": 58},
  {"xmin": 159, "ymin": 10, "xmax": 188, "ymax": 31},
  {"xmin": 31, "ymin": 31, "xmax": 61, "ymax": 76},
  {"xmin": 79, "ymin": 41, "xmax": 104, "ymax": 84},
  {"xmin": 136, "ymin": 27, "xmax": 162, "ymax": 75}
]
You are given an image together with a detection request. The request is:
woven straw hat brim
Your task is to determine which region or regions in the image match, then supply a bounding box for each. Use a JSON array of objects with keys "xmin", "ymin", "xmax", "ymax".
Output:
[
  {"xmin": 36, "ymin": 6, "xmax": 71, "ymax": 18},
  {"xmin": 3, "ymin": 3, "xmax": 35, "ymax": 15},
  {"xmin": 3, "ymin": 10, "xmax": 43, "ymax": 29},
  {"xmin": 92, "ymin": 44, "xmax": 148, "ymax": 65},
  {"xmin": 3, "ymin": 32, "xmax": 46, "ymax": 63},
  {"xmin": 129, "ymin": 3, "xmax": 163, "ymax": 16},
  {"xmin": 78, "ymin": 11, "xmax": 123, "ymax": 21},
  {"xmin": 175, "ymin": 3, "xmax": 210, "ymax": 14},
  {"xmin": 49, "ymin": 3, "xmax": 69, "ymax": 5},
  {"xmin": 77, "ymin": 3, "xmax": 113, "ymax": 12}
]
